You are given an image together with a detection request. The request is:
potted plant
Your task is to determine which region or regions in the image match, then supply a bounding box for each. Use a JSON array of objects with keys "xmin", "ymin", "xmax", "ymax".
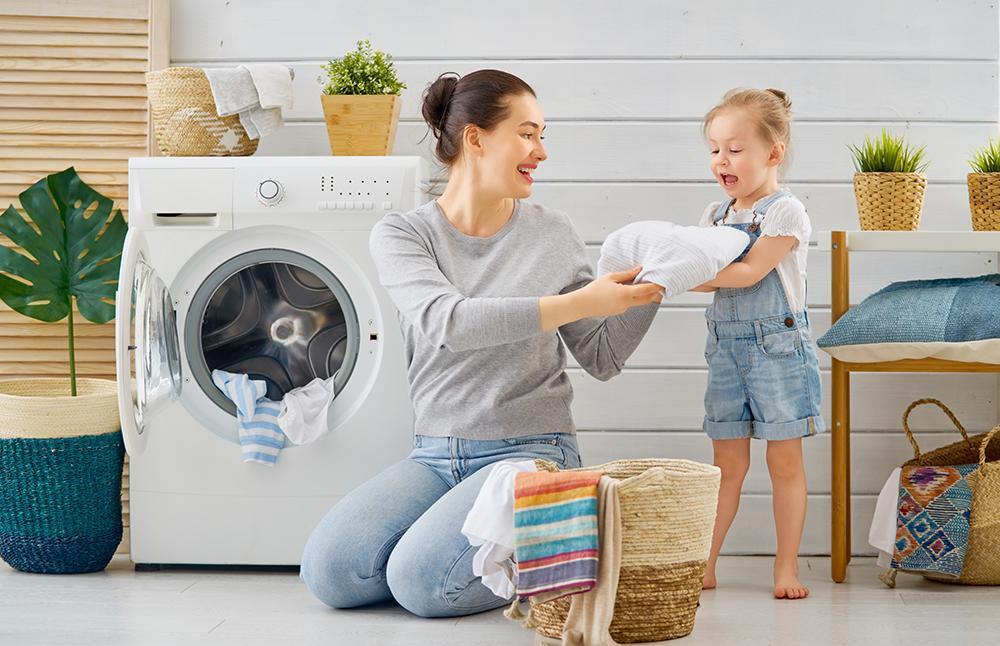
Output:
[
  {"xmin": 0, "ymin": 167, "xmax": 127, "ymax": 574},
  {"xmin": 967, "ymin": 138, "xmax": 1000, "ymax": 231},
  {"xmin": 849, "ymin": 129, "xmax": 929, "ymax": 231},
  {"xmin": 319, "ymin": 39, "xmax": 406, "ymax": 156}
]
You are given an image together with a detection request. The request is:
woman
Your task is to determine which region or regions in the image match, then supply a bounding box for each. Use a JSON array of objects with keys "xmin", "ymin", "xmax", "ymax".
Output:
[{"xmin": 300, "ymin": 69, "xmax": 661, "ymax": 618}]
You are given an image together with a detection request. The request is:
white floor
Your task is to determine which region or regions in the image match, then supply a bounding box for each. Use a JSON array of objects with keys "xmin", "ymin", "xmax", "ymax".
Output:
[{"xmin": 1, "ymin": 556, "xmax": 997, "ymax": 646}]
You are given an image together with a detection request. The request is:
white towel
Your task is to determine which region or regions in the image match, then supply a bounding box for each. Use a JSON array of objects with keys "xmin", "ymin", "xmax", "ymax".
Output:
[
  {"xmin": 461, "ymin": 460, "xmax": 539, "ymax": 598},
  {"xmin": 277, "ymin": 376, "xmax": 337, "ymax": 445},
  {"xmin": 597, "ymin": 221, "xmax": 750, "ymax": 297},
  {"xmin": 243, "ymin": 63, "xmax": 294, "ymax": 110},
  {"xmin": 203, "ymin": 65, "xmax": 289, "ymax": 140},
  {"xmin": 870, "ymin": 467, "xmax": 902, "ymax": 568},
  {"xmin": 211, "ymin": 369, "xmax": 287, "ymax": 466}
]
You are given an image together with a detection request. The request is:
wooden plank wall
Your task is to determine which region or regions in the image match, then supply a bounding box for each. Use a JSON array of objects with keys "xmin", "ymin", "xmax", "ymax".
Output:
[{"xmin": 173, "ymin": 0, "xmax": 999, "ymax": 555}]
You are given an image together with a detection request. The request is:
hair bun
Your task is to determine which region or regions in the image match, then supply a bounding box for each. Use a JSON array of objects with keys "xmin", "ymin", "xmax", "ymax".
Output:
[
  {"xmin": 766, "ymin": 88, "xmax": 792, "ymax": 113},
  {"xmin": 421, "ymin": 73, "xmax": 460, "ymax": 133}
]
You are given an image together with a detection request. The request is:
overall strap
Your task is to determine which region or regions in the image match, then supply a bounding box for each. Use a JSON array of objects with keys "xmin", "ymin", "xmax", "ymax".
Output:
[{"xmin": 711, "ymin": 199, "xmax": 735, "ymax": 225}]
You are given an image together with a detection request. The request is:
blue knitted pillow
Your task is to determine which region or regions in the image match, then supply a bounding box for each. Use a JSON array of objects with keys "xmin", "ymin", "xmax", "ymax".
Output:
[{"xmin": 817, "ymin": 274, "xmax": 1000, "ymax": 363}]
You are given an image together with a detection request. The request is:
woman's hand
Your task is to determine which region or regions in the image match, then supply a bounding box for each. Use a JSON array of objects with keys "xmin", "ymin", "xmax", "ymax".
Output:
[
  {"xmin": 540, "ymin": 266, "xmax": 663, "ymax": 331},
  {"xmin": 576, "ymin": 267, "xmax": 664, "ymax": 317}
]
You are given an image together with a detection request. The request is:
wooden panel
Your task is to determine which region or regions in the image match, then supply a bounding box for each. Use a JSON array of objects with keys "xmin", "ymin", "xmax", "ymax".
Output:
[
  {"xmin": 0, "ymin": 0, "xmax": 148, "ymax": 20},
  {"xmin": 530, "ymin": 183, "xmax": 986, "ymax": 243},
  {"xmin": 258, "ymin": 121, "xmax": 996, "ymax": 183},
  {"xmin": 171, "ymin": 0, "xmax": 997, "ymax": 60},
  {"xmin": 578, "ymin": 430, "xmax": 967, "ymax": 495},
  {"xmin": 275, "ymin": 60, "xmax": 998, "ymax": 123},
  {"xmin": 568, "ymin": 369, "xmax": 998, "ymax": 432}
]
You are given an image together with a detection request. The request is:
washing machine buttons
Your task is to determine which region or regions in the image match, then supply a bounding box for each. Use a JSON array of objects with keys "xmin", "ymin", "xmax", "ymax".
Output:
[{"xmin": 256, "ymin": 179, "xmax": 284, "ymax": 206}]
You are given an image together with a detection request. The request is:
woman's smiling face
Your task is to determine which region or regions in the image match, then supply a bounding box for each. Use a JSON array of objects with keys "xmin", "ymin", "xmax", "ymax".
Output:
[
  {"xmin": 707, "ymin": 108, "xmax": 783, "ymax": 202},
  {"xmin": 474, "ymin": 92, "xmax": 548, "ymax": 199}
]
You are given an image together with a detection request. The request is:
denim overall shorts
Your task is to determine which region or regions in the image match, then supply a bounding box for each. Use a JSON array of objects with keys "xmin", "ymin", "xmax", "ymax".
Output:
[{"xmin": 703, "ymin": 190, "xmax": 825, "ymax": 441}]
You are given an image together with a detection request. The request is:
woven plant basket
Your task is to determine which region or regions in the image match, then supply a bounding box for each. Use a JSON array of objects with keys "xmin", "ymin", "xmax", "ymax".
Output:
[
  {"xmin": 898, "ymin": 399, "xmax": 1000, "ymax": 585},
  {"xmin": 853, "ymin": 172, "xmax": 927, "ymax": 231},
  {"xmin": 0, "ymin": 378, "xmax": 124, "ymax": 574},
  {"xmin": 967, "ymin": 173, "xmax": 1000, "ymax": 231},
  {"xmin": 146, "ymin": 67, "xmax": 258, "ymax": 157},
  {"xmin": 529, "ymin": 459, "xmax": 720, "ymax": 643}
]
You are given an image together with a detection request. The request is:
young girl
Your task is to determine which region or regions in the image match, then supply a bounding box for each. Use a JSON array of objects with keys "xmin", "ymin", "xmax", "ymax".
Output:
[{"xmin": 694, "ymin": 88, "xmax": 824, "ymax": 599}]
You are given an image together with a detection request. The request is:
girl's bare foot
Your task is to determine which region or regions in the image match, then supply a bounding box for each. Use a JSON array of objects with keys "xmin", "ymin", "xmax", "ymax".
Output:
[
  {"xmin": 702, "ymin": 567, "xmax": 717, "ymax": 590},
  {"xmin": 773, "ymin": 559, "xmax": 809, "ymax": 599}
]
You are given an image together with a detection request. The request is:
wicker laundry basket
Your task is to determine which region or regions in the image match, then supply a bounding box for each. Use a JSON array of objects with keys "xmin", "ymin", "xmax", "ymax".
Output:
[
  {"xmin": 146, "ymin": 67, "xmax": 258, "ymax": 156},
  {"xmin": 896, "ymin": 399, "xmax": 1000, "ymax": 585},
  {"xmin": 0, "ymin": 378, "xmax": 124, "ymax": 574},
  {"xmin": 853, "ymin": 172, "xmax": 926, "ymax": 231},
  {"xmin": 529, "ymin": 459, "xmax": 720, "ymax": 643}
]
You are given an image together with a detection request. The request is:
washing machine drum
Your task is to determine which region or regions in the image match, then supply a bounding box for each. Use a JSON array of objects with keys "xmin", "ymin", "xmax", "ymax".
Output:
[{"xmin": 201, "ymin": 262, "xmax": 350, "ymax": 400}]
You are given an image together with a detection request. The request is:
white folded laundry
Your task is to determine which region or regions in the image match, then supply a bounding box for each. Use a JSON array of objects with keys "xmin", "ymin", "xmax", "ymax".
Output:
[
  {"xmin": 597, "ymin": 221, "xmax": 750, "ymax": 297},
  {"xmin": 242, "ymin": 63, "xmax": 295, "ymax": 111}
]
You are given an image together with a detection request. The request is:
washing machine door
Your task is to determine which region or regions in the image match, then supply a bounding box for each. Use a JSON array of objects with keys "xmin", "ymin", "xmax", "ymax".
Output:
[{"xmin": 116, "ymin": 230, "xmax": 182, "ymax": 456}]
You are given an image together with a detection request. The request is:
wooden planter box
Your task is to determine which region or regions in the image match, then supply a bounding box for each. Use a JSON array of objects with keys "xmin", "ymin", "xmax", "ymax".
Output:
[{"xmin": 320, "ymin": 94, "xmax": 402, "ymax": 156}]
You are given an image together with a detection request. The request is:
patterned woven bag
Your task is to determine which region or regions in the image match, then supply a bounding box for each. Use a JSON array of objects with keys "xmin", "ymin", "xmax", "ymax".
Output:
[{"xmin": 883, "ymin": 399, "xmax": 1000, "ymax": 586}]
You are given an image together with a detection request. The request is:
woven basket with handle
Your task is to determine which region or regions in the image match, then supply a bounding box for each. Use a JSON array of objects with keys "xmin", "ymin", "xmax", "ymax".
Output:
[
  {"xmin": 896, "ymin": 399, "xmax": 1000, "ymax": 585},
  {"xmin": 528, "ymin": 458, "xmax": 720, "ymax": 643},
  {"xmin": 853, "ymin": 172, "xmax": 926, "ymax": 231},
  {"xmin": 146, "ymin": 67, "xmax": 258, "ymax": 157}
]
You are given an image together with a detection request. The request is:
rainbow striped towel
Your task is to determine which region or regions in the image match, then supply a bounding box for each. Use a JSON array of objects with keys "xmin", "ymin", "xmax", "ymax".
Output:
[{"xmin": 513, "ymin": 470, "xmax": 603, "ymax": 598}]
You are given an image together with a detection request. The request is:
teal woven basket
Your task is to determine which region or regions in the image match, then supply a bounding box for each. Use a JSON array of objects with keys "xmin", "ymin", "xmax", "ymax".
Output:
[{"xmin": 0, "ymin": 378, "xmax": 124, "ymax": 574}]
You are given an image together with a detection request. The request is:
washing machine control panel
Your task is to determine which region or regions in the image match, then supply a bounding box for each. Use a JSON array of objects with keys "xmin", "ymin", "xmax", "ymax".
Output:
[{"xmin": 230, "ymin": 160, "xmax": 422, "ymax": 228}]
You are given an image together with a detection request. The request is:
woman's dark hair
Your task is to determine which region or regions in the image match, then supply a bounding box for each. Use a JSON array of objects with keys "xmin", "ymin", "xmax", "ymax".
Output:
[{"xmin": 421, "ymin": 70, "xmax": 536, "ymax": 166}]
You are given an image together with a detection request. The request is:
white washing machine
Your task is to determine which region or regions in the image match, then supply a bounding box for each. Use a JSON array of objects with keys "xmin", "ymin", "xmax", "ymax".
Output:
[{"xmin": 117, "ymin": 156, "xmax": 421, "ymax": 566}]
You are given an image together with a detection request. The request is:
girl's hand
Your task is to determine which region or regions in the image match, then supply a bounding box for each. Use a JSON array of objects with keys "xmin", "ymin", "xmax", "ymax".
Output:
[{"xmin": 576, "ymin": 266, "xmax": 664, "ymax": 318}]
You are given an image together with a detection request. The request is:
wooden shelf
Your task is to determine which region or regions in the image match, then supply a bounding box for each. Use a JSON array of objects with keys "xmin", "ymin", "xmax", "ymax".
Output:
[{"xmin": 827, "ymin": 229, "xmax": 1000, "ymax": 584}]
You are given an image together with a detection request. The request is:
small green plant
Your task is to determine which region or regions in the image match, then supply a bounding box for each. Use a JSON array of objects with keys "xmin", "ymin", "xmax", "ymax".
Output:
[
  {"xmin": 0, "ymin": 168, "xmax": 126, "ymax": 395},
  {"xmin": 319, "ymin": 39, "xmax": 406, "ymax": 96},
  {"xmin": 848, "ymin": 129, "xmax": 928, "ymax": 173},
  {"xmin": 969, "ymin": 138, "xmax": 1000, "ymax": 173}
]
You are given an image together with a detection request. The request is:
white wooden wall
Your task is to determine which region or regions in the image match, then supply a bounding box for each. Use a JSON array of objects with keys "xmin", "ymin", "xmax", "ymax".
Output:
[{"xmin": 172, "ymin": 0, "xmax": 1000, "ymax": 555}]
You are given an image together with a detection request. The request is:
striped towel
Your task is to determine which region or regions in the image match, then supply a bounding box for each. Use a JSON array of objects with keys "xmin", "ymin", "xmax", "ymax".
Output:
[
  {"xmin": 513, "ymin": 470, "xmax": 603, "ymax": 599},
  {"xmin": 211, "ymin": 369, "xmax": 287, "ymax": 465}
]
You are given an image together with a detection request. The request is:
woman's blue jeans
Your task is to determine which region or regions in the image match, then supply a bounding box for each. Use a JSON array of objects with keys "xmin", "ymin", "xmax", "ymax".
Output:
[{"xmin": 299, "ymin": 433, "xmax": 582, "ymax": 617}]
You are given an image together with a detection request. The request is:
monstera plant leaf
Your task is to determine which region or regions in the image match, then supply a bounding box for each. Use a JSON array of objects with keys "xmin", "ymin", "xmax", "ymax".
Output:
[{"xmin": 0, "ymin": 167, "xmax": 126, "ymax": 393}]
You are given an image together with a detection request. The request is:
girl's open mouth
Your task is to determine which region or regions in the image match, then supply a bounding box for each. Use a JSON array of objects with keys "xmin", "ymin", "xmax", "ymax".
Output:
[
  {"xmin": 517, "ymin": 165, "xmax": 535, "ymax": 184},
  {"xmin": 721, "ymin": 173, "xmax": 738, "ymax": 187}
]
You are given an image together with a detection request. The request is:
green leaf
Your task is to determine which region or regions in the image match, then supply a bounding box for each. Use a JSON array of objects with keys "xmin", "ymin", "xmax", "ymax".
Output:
[{"xmin": 0, "ymin": 167, "xmax": 126, "ymax": 325}]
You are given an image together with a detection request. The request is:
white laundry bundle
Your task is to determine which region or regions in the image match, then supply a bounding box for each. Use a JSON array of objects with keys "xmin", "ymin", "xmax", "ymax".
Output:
[
  {"xmin": 461, "ymin": 460, "xmax": 538, "ymax": 598},
  {"xmin": 211, "ymin": 369, "xmax": 338, "ymax": 466},
  {"xmin": 597, "ymin": 221, "xmax": 751, "ymax": 297},
  {"xmin": 203, "ymin": 64, "xmax": 294, "ymax": 140}
]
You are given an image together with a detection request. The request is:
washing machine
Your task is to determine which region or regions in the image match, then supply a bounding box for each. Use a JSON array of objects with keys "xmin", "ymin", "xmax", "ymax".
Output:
[{"xmin": 117, "ymin": 156, "xmax": 422, "ymax": 566}]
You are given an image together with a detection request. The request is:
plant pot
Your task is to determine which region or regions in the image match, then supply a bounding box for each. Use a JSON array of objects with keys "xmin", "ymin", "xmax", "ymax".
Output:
[
  {"xmin": 0, "ymin": 378, "xmax": 124, "ymax": 574},
  {"xmin": 853, "ymin": 172, "xmax": 927, "ymax": 231},
  {"xmin": 320, "ymin": 94, "xmax": 401, "ymax": 156},
  {"xmin": 967, "ymin": 172, "xmax": 1000, "ymax": 231}
]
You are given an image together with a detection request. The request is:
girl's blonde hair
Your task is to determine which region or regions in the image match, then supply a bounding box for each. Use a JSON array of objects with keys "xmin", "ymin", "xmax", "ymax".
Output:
[{"xmin": 703, "ymin": 88, "xmax": 793, "ymax": 171}]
